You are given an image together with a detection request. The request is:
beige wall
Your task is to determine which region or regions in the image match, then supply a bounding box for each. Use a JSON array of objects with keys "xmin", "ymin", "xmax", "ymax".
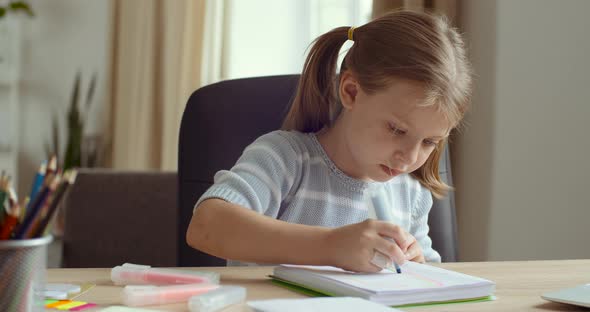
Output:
[{"xmin": 454, "ymin": 0, "xmax": 590, "ymax": 261}]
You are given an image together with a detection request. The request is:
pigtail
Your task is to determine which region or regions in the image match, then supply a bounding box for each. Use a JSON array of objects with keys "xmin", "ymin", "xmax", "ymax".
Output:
[{"xmin": 282, "ymin": 27, "xmax": 350, "ymax": 132}]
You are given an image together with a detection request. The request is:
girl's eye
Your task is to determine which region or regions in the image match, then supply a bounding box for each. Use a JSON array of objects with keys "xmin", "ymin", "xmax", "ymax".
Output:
[
  {"xmin": 423, "ymin": 139, "xmax": 438, "ymax": 147},
  {"xmin": 389, "ymin": 124, "xmax": 406, "ymax": 136}
]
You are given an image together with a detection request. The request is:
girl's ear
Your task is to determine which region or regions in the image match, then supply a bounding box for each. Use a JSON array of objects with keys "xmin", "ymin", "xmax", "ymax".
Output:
[{"xmin": 339, "ymin": 71, "xmax": 359, "ymax": 110}]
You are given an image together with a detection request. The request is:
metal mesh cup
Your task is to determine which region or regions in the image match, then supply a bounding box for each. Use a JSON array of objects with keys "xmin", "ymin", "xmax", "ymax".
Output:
[{"xmin": 0, "ymin": 236, "xmax": 53, "ymax": 312}]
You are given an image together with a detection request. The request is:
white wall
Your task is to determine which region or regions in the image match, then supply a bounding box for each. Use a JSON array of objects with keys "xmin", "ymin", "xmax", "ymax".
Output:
[
  {"xmin": 17, "ymin": 0, "xmax": 110, "ymax": 194},
  {"xmin": 455, "ymin": 0, "xmax": 590, "ymax": 261}
]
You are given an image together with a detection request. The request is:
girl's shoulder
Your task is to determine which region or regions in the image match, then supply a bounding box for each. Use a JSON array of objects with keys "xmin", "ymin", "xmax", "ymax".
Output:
[{"xmin": 250, "ymin": 130, "xmax": 316, "ymax": 155}]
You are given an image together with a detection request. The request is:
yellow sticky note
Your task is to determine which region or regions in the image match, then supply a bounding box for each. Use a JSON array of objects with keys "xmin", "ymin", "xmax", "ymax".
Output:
[
  {"xmin": 46, "ymin": 300, "xmax": 70, "ymax": 308},
  {"xmin": 56, "ymin": 301, "xmax": 87, "ymax": 310}
]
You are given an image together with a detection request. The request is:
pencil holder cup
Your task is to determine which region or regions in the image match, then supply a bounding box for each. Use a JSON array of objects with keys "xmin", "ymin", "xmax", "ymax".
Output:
[{"xmin": 0, "ymin": 235, "xmax": 53, "ymax": 312}]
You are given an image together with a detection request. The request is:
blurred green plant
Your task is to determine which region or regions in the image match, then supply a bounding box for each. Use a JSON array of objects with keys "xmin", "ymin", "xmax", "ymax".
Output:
[
  {"xmin": 0, "ymin": 1, "xmax": 34, "ymax": 19},
  {"xmin": 46, "ymin": 71, "xmax": 97, "ymax": 170}
]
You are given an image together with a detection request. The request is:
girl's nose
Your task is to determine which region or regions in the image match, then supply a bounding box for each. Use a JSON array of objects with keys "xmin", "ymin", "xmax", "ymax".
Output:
[{"xmin": 394, "ymin": 142, "xmax": 420, "ymax": 167}]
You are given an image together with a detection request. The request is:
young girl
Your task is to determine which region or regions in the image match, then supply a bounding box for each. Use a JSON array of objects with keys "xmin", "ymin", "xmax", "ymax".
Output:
[{"xmin": 186, "ymin": 10, "xmax": 472, "ymax": 273}]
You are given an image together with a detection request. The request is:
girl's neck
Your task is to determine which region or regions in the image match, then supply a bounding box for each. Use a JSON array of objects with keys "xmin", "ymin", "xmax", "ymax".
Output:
[{"xmin": 316, "ymin": 117, "xmax": 367, "ymax": 181}]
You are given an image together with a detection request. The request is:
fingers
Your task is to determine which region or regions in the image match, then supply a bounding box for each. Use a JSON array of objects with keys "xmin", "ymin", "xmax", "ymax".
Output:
[
  {"xmin": 374, "ymin": 221, "xmax": 414, "ymax": 252},
  {"xmin": 337, "ymin": 220, "xmax": 423, "ymax": 273},
  {"xmin": 401, "ymin": 233, "xmax": 417, "ymax": 253},
  {"xmin": 405, "ymin": 240, "xmax": 425, "ymax": 263},
  {"xmin": 342, "ymin": 248, "xmax": 384, "ymax": 273},
  {"xmin": 374, "ymin": 236, "xmax": 406, "ymax": 265},
  {"xmin": 358, "ymin": 248, "xmax": 386, "ymax": 273},
  {"xmin": 370, "ymin": 251, "xmax": 392, "ymax": 269}
]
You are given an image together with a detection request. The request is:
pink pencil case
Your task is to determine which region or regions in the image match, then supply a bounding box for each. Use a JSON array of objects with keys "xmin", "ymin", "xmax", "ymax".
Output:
[{"xmin": 111, "ymin": 263, "xmax": 220, "ymax": 286}]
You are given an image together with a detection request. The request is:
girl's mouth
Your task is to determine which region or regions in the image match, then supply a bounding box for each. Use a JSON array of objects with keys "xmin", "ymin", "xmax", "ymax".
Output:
[{"xmin": 380, "ymin": 164, "xmax": 402, "ymax": 177}]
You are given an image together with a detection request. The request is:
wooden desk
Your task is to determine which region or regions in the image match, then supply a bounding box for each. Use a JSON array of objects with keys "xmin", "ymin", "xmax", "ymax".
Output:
[{"xmin": 47, "ymin": 260, "xmax": 590, "ymax": 311}]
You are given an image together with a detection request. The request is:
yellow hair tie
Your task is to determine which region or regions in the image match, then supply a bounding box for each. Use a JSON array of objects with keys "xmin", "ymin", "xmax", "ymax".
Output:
[{"xmin": 348, "ymin": 26, "xmax": 355, "ymax": 41}]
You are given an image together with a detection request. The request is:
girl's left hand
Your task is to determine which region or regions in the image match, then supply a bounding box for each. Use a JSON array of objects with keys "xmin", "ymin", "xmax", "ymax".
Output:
[{"xmin": 403, "ymin": 234, "xmax": 425, "ymax": 263}]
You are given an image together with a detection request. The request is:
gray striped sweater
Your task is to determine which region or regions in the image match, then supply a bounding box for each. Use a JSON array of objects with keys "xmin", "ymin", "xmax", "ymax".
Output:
[{"xmin": 196, "ymin": 130, "xmax": 441, "ymax": 264}]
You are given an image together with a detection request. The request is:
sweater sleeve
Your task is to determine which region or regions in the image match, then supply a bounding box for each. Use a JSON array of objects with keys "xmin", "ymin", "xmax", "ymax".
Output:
[
  {"xmin": 194, "ymin": 131, "xmax": 300, "ymax": 218},
  {"xmin": 409, "ymin": 185, "xmax": 442, "ymax": 263}
]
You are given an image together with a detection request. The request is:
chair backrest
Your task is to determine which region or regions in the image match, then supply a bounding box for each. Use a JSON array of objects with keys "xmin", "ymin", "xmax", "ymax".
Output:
[
  {"xmin": 178, "ymin": 75, "xmax": 299, "ymax": 266},
  {"xmin": 428, "ymin": 145, "xmax": 458, "ymax": 262},
  {"xmin": 62, "ymin": 169, "xmax": 178, "ymax": 268},
  {"xmin": 178, "ymin": 75, "xmax": 458, "ymax": 266}
]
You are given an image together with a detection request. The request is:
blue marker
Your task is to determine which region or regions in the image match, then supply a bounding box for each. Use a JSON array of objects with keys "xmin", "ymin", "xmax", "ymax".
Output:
[
  {"xmin": 370, "ymin": 194, "xmax": 402, "ymax": 273},
  {"xmin": 27, "ymin": 161, "xmax": 46, "ymax": 212}
]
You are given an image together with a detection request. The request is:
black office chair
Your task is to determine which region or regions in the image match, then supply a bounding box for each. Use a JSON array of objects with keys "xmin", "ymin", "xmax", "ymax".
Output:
[{"xmin": 177, "ymin": 75, "xmax": 458, "ymax": 266}]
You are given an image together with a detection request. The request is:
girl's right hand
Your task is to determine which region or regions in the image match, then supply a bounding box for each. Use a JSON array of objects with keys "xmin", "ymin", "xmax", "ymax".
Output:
[{"xmin": 324, "ymin": 219, "xmax": 411, "ymax": 273}]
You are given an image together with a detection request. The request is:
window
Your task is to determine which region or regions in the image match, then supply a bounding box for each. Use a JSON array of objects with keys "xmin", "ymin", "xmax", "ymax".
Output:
[{"xmin": 223, "ymin": 0, "xmax": 373, "ymax": 79}]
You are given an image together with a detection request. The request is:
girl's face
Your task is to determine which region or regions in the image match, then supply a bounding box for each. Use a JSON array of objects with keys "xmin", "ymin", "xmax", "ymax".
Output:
[{"xmin": 334, "ymin": 73, "xmax": 451, "ymax": 182}]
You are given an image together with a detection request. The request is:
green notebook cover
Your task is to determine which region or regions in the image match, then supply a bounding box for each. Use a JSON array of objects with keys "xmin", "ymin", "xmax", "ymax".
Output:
[{"xmin": 269, "ymin": 275, "xmax": 494, "ymax": 308}]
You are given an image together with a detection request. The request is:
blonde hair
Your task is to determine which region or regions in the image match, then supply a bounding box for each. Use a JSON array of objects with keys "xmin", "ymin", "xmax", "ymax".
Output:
[{"xmin": 282, "ymin": 10, "xmax": 472, "ymax": 198}]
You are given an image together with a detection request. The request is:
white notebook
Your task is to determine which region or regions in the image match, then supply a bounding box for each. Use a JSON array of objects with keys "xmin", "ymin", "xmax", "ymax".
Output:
[
  {"xmin": 271, "ymin": 262, "xmax": 495, "ymax": 307},
  {"xmin": 542, "ymin": 284, "xmax": 590, "ymax": 308},
  {"xmin": 248, "ymin": 297, "xmax": 403, "ymax": 312}
]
